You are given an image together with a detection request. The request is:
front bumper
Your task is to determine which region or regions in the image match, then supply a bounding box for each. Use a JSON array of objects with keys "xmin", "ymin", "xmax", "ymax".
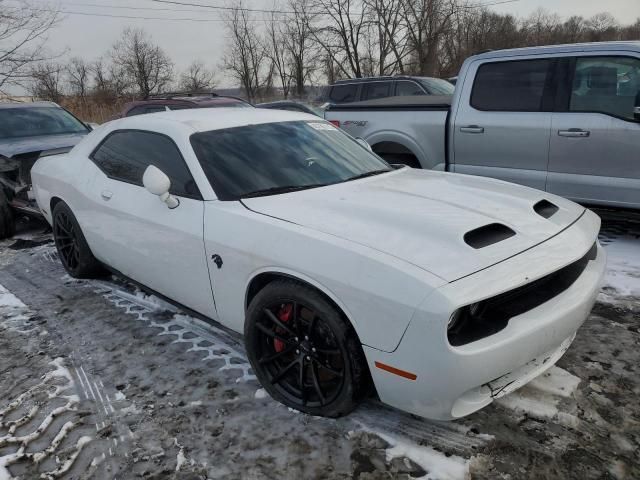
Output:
[{"xmin": 364, "ymin": 209, "xmax": 606, "ymax": 420}]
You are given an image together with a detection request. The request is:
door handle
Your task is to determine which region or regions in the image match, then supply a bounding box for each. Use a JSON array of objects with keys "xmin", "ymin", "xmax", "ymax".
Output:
[
  {"xmin": 558, "ymin": 129, "xmax": 590, "ymax": 138},
  {"xmin": 460, "ymin": 125, "xmax": 484, "ymax": 134},
  {"xmin": 101, "ymin": 190, "xmax": 113, "ymax": 200}
]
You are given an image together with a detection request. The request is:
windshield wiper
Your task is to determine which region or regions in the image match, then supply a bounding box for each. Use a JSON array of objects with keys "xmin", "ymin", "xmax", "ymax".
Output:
[
  {"xmin": 241, "ymin": 183, "xmax": 326, "ymax": 198},
  {"xmin": 342, "ymin": 169, "xmax": 392, "ymax": 183}
]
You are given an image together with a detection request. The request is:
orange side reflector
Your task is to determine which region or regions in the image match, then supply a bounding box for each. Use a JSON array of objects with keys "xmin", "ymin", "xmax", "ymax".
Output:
[{"xmin": 374, "ymin": 361, "xmax": 417, "ymax": 381}]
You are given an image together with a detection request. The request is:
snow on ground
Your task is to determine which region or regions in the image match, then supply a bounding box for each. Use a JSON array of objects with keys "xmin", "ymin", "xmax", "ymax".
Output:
[{"xmin": 601, "ymin": 236, "xmax": 640, "ymax": 300}]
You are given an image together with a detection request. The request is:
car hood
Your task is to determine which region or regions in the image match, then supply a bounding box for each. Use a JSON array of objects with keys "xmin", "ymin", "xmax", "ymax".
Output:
[
  {"xmin": 242, "ymin": 168, "xmax": 585, "ymax": 282},
  {"xmin": 0, "ymin": 133, "xmax": 86, "ymax": 158}
]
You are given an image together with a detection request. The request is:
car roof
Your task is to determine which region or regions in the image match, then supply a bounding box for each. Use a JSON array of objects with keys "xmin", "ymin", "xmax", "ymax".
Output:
[
  {"xmin": 109, "ymin": 107, "xmax": 319, "ymax": 134},
  {"xmin": 0, "ymin": 101, "xmax": 60, "ymax": 109},
  {"xmin": 472, "ymin": 41, "xmax": 640, "ymax": 60}
]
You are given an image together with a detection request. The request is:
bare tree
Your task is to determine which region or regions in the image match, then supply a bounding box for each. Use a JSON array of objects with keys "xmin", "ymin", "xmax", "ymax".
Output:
[
  {"xmin": 284, "ymin": 0, "xmax": 317, "ymax": 96},
  {"xmin": 179, "ymin": 61, "xmax": 216, "ymax": 92},
  {"xmin": 364, "ymin": 0, "xmax": 408, "ymax": 75},
  {"xmin": 585, "ymin": 12, "xmax": 619, "ymax": 41},
  {"xmin": 111, "ymin": 28, "xmax": 173, "ymax": 98},
  {"xmin": 401, "ymin": 0, "xmax": 457, "ymax": 76},
  {"xmin": 0, "ymin": 0, "xmax": 59, "ymax": 94},
  {"xmin": 30, "ymin": 61, "xmax": 63, "ymax": 102},
  {"xmin": 222, "ymin": 1, "xmax": 266, "ymax": 101},
  {"xmin": 66, "ymin": 57, "xmax": 90, "ymax": 100},
  {"xmin": 264, "ymin": 11, "xmax": 292, "ymax": 98},
  {"xmin": 308, "ymin": 0, "xmax": 370, "ymax": 78}
]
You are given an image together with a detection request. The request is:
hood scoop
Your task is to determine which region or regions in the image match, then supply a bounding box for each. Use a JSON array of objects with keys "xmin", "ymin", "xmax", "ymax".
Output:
[
  {"xmin": 534, "ymin": 199, "xmax": 559, "ymax": 219},
  {"xmin": 464, "ymin": 223, "xmax": 516, "ymax": 249}
]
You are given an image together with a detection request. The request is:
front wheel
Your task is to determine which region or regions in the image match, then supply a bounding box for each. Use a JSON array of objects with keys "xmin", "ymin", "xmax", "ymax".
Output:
[
  {"xmin": 52, "ymin": 201, "xmax": 106, "ymax": 278},
  {"xmin": 245, "ymin": 280, "xmax": 370, "ymax": 417}
]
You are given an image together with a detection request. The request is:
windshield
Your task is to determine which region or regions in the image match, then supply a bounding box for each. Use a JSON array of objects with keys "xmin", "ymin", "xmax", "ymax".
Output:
[
  {"xmin": 419, "ymin": 77, "xmax": 455, "ymax": 95},
  {"xmin": 0, "ymin": 107, "xmax": 88, "ymax": 140},
  {"xmin": 190, "ymin": 121, "xmax": 391, "ymax": 200}
]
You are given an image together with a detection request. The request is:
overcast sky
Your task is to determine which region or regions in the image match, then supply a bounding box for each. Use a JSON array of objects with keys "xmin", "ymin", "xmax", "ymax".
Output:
[{"xmin": 13, "ymin": 0, "xmax": 640, "ymax": 91}]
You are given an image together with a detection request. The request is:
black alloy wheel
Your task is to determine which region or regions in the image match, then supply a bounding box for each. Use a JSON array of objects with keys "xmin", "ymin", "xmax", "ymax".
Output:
[
  {"xmin": 52, "ymin": 201, "xmax": 105, "ymax": 278},
  {"xmin": 246, "ymin": 280, "xmax": 369, "ymax": 417}
]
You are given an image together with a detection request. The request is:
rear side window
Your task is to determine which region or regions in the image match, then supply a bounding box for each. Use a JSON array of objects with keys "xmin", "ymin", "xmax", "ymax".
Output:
[
  {"xmin": 329, "ymin": 84, "xmax": 358, "ymax": 103},
  {"xmin": 471, "ymin": 59, "xmax": 552, "ymax": 112},
  {"xmin": 90, "ymin": 130, "xmax": 200, "ymax": 199},
  {"xmin": 395, "ymin": 81, "xmax": 426, "ymax": 96},
  {"xmin": 362, "ymin": 81, "xmax": 393, "ymax": 100},
  {"xmin": 570, "ymin": 56, "xmax": 640, "ymax": 121}
]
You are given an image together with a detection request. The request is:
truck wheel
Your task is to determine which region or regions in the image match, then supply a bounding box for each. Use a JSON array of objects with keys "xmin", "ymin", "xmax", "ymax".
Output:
[{"xmin": 0, "ymin": 189, "xmax": 15, "ymax": 240}]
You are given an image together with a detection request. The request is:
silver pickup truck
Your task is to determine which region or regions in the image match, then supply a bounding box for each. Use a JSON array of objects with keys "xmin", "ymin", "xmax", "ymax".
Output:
[{"xmin": 325, "ymin": 41, "xmax": 640, "ymax": 210}]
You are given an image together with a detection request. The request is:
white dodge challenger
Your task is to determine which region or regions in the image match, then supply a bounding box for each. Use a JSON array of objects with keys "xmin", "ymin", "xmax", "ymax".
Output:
[{"xmin": 31, "ymin": 108, "xmax": 606, "ymax": 420}]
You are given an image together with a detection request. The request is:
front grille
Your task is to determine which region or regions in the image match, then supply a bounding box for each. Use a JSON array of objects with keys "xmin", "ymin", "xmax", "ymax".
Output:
[{"xmin": 448, "ymin": 242, "xmax": 597, "ymax": 346}]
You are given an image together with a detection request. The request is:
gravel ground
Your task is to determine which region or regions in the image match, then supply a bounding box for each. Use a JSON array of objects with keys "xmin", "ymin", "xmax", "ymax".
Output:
[{"xmin": 0, "ymin": 208, "xmax": 638, "ymax": 480}]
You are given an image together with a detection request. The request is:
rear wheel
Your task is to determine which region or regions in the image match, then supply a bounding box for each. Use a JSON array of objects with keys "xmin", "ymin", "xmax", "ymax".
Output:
[
  {"xmin": 52, "ymin": 201, "xmax": 106, "ymax": 278},
  {"xmin": 0, "ymin": 189, "xmax": 15, "ymax": 240},
  {"xmin": 245, "ymin": 280, "xmax": 369, "ymax": 417}
]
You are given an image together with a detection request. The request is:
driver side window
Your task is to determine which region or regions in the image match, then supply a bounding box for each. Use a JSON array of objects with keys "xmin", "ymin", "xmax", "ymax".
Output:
[{"xmin": 90, "ymin": 130, "xmax": 201, "ymax": 199}]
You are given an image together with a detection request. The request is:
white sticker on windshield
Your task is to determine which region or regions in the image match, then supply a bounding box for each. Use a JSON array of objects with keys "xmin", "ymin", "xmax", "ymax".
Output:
[{"xmin": 308, "ymin": 122, "xmax": 336, "ymax": 131}]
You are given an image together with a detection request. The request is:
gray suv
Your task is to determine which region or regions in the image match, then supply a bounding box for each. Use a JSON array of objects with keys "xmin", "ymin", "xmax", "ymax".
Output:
[{"xmin": 319, "ymin": 76, "xmax": 455, "ymax": 104}]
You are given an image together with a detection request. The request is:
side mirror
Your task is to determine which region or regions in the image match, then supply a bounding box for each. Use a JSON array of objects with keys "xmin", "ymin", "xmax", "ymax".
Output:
[
  {"xmin": 142, "ymin": 165, "xmax": 179, "ymax": 209},
  {"xmin": 355, "ymin": 137, "xmax": 372, "ymax": 152}
]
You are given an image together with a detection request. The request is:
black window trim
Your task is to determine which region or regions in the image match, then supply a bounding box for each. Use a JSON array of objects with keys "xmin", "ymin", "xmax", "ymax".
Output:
[
  {"xmin": 89, "ymin": 128, "xmax": 203, "ymax": 200},
  {"xmin": 556, "ymin": 54, "xmax": 640, "ymax": 123},
  {"xmin": 470, "ymin": 58, "xmax": 557, "ymax": 113}
]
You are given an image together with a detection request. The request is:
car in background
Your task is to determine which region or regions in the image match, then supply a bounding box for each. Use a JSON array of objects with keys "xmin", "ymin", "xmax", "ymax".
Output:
[
  {"xmin": 0, "ymin": 101, "xmax": 91, "ymax": 238},
  {"xmin": 256, "ymin": 100, "xmax": 323, "ymax": 116},
  {"xmin": 32, "ymin": 108, "xmax": 605, "ymax": 421},
  {"xmin": 111, "ymin": 93, "xmax": 253, "ymax": 119},
  {"xmin": 326, "ymin": 41, "xmax": 640, "ymax": 209},
  {"xmin": 318, "ymin": 76, "xmax": 455, "ymax": 104}
]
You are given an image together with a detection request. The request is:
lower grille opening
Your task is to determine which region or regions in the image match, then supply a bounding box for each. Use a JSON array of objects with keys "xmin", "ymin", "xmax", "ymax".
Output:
[{"xmin": 448, "ymin": 242, "xmax": 597, "ymax": 347}]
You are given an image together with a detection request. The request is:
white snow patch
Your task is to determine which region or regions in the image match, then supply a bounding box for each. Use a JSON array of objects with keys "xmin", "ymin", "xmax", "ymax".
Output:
[
  {"xmin": 601, "ymin": 237, "xmax": 640, "ymax": 299},
  {"xmin": 189, "ymin": 400, "xmax": 203, "ymax": 407},
  {"xmin": 176, "ymin": 448, "xmax": 187, "ymax": 472},
  {"xmin": 254, "ymin": 388, "xmax": 268, "ymax": 400},
  {"xmin": 373, "ymin": 430, "xmax": 469, "ymax": 480},
  {"xmin": 495, "ymin": 386, "xmax": 559, "ymax": 419},
  {"xmin": 0, "ymin": 284, "xmax": 25, "ymax": 308},
  {"xmin": 527, "ymin": 367, "xmax": 580, "ymax": 398},
  {"xmin": 114, "ymin": 391, "xmax": 126, "ymax": 401}
]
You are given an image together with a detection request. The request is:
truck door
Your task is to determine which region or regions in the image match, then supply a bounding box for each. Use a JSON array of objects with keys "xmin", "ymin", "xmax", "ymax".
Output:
[
  {"xmin": 547, "ymin": 55, "xmax": 640, "ymax": 208},
  {"xmin": 452, "ymin": 58, "xmax": 555, "ymax": 191}
]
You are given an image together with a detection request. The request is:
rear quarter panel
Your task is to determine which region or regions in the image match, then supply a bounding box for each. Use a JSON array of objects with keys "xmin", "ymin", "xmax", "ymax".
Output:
[{"xmin": 324, "ymin": 110, "xmax": 448, "ymax": 170}]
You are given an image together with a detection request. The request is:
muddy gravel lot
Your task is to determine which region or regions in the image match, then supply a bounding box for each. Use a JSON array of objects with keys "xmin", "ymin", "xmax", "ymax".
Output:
[{"xmin": 0, "ymin": 209, "xmax": 639, "ymax": 480}]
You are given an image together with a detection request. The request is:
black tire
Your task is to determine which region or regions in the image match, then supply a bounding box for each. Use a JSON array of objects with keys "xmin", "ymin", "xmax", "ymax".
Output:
[
  {"xmin": 52, "ymin": 201, "xmax": 106, "ymax": 278},
  {"xmin": 245, "ymin": 279, "xmax": 370, "ymax": 417},
  {"xmin": 0, "ymin": 189, "xmax": 15, "ymax": 240}
]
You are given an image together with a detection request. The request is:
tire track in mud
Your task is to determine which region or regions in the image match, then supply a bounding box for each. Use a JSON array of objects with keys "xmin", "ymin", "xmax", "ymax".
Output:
[{"xmin": 0, "ymin": 287, "xmax": 93, "ymax": 479}]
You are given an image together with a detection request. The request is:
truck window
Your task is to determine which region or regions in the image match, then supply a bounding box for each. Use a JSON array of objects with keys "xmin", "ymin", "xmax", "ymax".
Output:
[
  {"xmin": 395, "ymin": 81, "xmax": 426, "ymax": 96},
  {"xmin": 570, "ymin": 56, "xmax": 640, "ymax": 121},
  {"xmin": 329, "ymin": 84, "xmax": 358, "ymax": 103},
  {"xmin": 471, "ymin": 59, "xmax": 552, "ymax": 112},
  {"xmin": 362, "ymin": 81, "xmax": 393, "ymax": 100}
]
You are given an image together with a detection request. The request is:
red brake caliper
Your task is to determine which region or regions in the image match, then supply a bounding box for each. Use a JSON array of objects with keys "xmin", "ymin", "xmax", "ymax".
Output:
[{"xmin": 274, "ymin": 303, "xmax": 293, "ymax": 353}]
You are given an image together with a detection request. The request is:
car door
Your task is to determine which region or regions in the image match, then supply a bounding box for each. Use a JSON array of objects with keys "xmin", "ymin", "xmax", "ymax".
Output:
[
  {"xmin": 81, "ymin": 129, "xmax": 217, "ymax": 319},
  {"xmin": 452, "ymin": 58, "xmax": 555, "ymax": 191},
  {"xmin": 547, "ymin": 55, "xmax": 640, "ymax": 208}
]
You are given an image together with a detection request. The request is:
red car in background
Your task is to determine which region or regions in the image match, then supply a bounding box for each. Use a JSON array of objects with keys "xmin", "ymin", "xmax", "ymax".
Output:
[{"xmin": 111, "ymin": 93, "xmax": 252, "ymax": 119}]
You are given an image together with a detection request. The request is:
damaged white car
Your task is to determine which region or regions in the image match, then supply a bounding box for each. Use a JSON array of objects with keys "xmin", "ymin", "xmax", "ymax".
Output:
[{"xmin": 31, "ymin": 109, "xmax": 606, "ymax": 420}]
